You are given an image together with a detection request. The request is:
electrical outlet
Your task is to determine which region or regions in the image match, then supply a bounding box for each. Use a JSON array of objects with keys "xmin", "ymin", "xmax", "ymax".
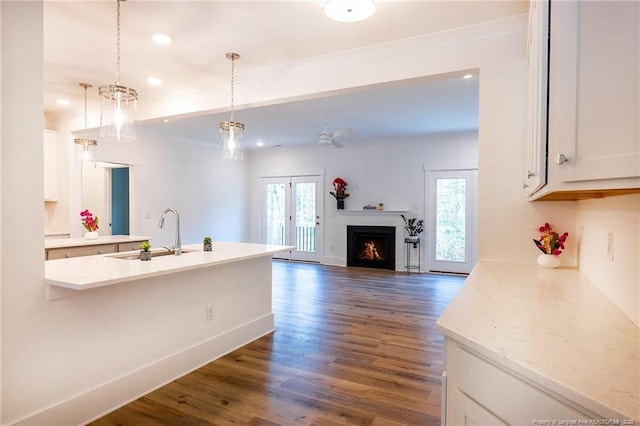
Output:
[
  {"xmin": 607, "ymin": 233, "xmax": 615, "ymax": 262},
  {"xmin": 205, "ymin": 305, "xmax": 214, "ymax": 322}
]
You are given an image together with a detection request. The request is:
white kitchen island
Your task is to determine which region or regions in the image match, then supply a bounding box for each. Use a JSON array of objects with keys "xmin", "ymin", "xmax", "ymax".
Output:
[
  {"xmin": 437, "ymin": 261, "xmax": 639, "ymax": 425},
  {"xmin": 34, "ymin": 242, "xmax": 293, "ymax": 425}
]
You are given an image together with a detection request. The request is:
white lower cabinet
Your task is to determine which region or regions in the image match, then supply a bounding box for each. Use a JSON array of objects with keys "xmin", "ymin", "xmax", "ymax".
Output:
[
  {"xmin": 45, "ymin": 239, "xmax": 147, "ymax": 260},
  {"xmin": 443, "ymin": 339, "xmax": 594, "ymax": 425},
  {"xmin": 450, "ymin": 389, "xmax": 507, "ymax": 426},
  {"xmin": 46, "ymin": 244, "xmax": 117, "ymax": 260}
]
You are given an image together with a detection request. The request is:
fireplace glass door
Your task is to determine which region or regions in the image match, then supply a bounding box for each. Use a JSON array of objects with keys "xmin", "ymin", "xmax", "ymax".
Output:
[{"xmin": 262, "ymin": 176, "xmax": 322, "ymax": 262}]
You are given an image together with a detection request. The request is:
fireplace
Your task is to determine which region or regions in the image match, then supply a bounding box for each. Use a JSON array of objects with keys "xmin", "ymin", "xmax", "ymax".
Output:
[{"xmin": 347, "ymin": 225, "xmax": 396, "ymax": 270}]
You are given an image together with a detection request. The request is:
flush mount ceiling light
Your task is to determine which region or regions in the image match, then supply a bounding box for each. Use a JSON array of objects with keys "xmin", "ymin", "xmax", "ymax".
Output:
[
  {"xmin": 324, "ymin": 0, "xmax": 376, "ymax": 23},
  {"xmin": 219, "ymin": 52, "xmax": 244, "ymax": 160},
  {"xmin": 99, "ymin": 0, "xmax": 138, "ymax": 142},
  {"xmin": 74, "ymin": 83, "xmax": 98, "ymax": 160}
]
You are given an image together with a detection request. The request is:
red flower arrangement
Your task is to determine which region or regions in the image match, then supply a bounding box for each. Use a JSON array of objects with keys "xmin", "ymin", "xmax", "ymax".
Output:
[
  {"xmin": 533, "ymin": 222, "xmax": 568, "ymax": 255},
  {"xmin": 80, "ymin": 209, "xmax": 99, "ymax": 232},
  {"xmin": 329, "ymin": 177, "xmax": 350, "ymax": 200}
]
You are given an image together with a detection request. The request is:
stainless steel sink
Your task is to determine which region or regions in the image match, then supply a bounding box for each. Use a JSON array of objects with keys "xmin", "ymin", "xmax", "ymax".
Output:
[{"xmin": 109, "ymin": 248, "xmax": 199, "ymax": 260}]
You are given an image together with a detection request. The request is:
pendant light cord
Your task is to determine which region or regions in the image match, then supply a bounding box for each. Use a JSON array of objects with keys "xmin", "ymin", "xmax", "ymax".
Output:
[
  {"xmin": 115, "ymin": 0, "xmax": 122, "ymax": 84},
  {"xmin": 83, "ymin": 85, "xmax": 89, "ymax": 128},
  {"xmin": 230, "ymin": 55, "xmax": 235, "ymax": 123}
]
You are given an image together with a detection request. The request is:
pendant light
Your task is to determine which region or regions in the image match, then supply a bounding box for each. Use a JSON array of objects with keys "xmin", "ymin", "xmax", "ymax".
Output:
[
  {"xmin": 99, "ymin": 0, "xmax": 138, "ymax": 142},
  {"xmin": 74, "ymin": 83, "xmax": 97, "ymax": 161},
  {"xmin": 324, "ymin": 0, "xmax": 376, "ymax": 23},
  {"xmin": 219, "ymin": 52, "xmax": 244, "ymax": 160}
]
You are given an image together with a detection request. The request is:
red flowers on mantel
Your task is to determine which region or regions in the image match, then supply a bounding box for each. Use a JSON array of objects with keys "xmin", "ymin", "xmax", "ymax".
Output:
[
  {"xmin": 533, "ymin": 222, "xmax": 568, "ymax": 255},
  {"xmin": 80, "ymin": 209, "xmax": 99, "ymax": 232},
  {"xmin": 329, "ymin": 177, "xmax": 350, "ymax": 200}
]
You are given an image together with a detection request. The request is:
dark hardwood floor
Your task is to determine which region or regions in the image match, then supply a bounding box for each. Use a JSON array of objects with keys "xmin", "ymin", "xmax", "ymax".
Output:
[{"xmin": 90, "ymin": 261, "xmax": 465, "ymax": 426}]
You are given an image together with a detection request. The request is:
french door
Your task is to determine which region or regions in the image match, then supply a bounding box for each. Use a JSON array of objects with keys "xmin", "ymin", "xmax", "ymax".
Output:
[
  {"xmin": 426, "ymin": 170, "xmax": 477, "ymax": 274},
  {"xmin": 262, "ymin": 176, "xmax": 322, "ymax": 262}
]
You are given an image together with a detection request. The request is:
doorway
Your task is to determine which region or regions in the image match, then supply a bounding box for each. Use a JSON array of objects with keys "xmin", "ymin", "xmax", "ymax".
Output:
[
  {"xmin": 262, "ymin": 176, "xmax": 323, "ymax": 262},
  {"xmin": 111, "ymin": 167, "xmax": 130, "ymax": 235},
  {"xmin": 426, "ymin": 169, "xmax": 477, "ymax": 274},
  {"xmin": 82, "ymin": 161, "xmax": 132, "ymax": 236}
]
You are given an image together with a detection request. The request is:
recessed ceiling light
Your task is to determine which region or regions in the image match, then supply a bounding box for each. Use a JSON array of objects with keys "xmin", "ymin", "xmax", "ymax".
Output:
[
  {"xmin": 163, "ymin": 119, "xmax": 169, "ymax": 123},
  {"xmin": 256, "ymin": 141, "xmax": 264, "ymax": 147},
  {"xmin": 56, "ymin": 99, "xmax": 70, "ymax": 106},
  {"xmin": 146, "ymin": 77, "xmax": 162, "ymax": 86},
  {"xmin": 463, "ymin": 74, "xmax": 474, "ymax": 79},
  {"xmin": 151, "ymin": 33, "xmax": 172, "ymax": 46}
]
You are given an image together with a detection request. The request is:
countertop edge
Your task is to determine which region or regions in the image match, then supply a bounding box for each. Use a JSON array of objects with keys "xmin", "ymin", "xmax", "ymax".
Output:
[{"xmin": 45, "ymin": 242, "xmax": 295, "ymax": 290}]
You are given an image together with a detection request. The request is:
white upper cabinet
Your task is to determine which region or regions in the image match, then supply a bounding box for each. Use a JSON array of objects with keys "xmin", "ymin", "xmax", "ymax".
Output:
[
  {"xmin": 528, "ymin": 0, "xmax": 640, "ymax": 200},
  {"xmin": 523, "ymin": 0, "xmax": 549, "ymax": 197},
  {"xmin": 44, "ymin": 129, "xmax": 58, "ymax": 201}
]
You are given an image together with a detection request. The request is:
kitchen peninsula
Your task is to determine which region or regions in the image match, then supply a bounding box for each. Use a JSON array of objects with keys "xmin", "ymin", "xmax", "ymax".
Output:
[{"xmin": 34, "ymin": 242, "xmax": 293, "ymax": 425}]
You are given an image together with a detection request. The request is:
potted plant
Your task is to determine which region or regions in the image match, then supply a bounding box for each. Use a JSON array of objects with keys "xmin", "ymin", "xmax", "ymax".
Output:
[
  {"xmin": 203, "ymin": 236, "xmax": 213, "ymax": 252},
  {"xmin": 533, "ymin": 223, "xmax": 568, "ymax": 268},
  {"xmin": 80, "ymin": 209, "xmax": 99, "ymax": 239},
  {"xmin": 329, "ymin": 177, "xmax": 350, "ymax": 210},
  {"xmin": 401, "ymin": 214, "xmax": 424, "ymax": 244},
  {"xmin": 139, "ymin": 241, "xmax": 152, "ymax": 261}
]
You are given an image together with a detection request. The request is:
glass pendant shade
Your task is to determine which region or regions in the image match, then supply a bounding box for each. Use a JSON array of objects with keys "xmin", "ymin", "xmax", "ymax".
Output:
[
  {"xmin": 219, "ymin": 52, "xmax": 244, "ymax": 160},
  {"xmin": 324, "ymin": 0, "xmax": 376, "ymax": 22},
  {"xmin": 220, "ymin": 121, "xmax": 244, "ymax": 160},
  {"xmin": 99, "ymin": 0, "xmax": 138, "ymax": 142},
  {"xmin": 99, "ymin": 84, "xmax": 138, "ymax": 142}
]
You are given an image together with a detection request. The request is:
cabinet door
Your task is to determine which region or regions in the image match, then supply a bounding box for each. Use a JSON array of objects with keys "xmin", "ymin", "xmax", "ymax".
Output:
[
  {"xmin": 43, "ymin": 130, "xmax": 58, "ymax": 201},
  {"xmin": 449, "ymin": 389, "xmax": 507, "ymax": 426},
  {"xmin": 46, "ymin": 244, "xmax": 116, "ymax": 260},
  {"xmin": 117, "ymin": 241, "xmax": 146, "ymax": 252},
  {"xmin": 524, "ymin": 0, "xmax": 549, "ymax": 196},
  {"xmin": 550, "ymin": 1, "xmax": 640, "ymax": 182}
]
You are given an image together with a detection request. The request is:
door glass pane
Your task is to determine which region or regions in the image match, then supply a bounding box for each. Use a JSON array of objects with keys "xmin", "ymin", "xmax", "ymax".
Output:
[
  {"xmin": 266, "ymin": 183, "xmax": 286, "ymax": 245},
  {"xmin": 435, "ymin": 178, "xmax": 467, "ymax": 262},
  {"xmin": 295, "ymin": 182, "xmax": 316, "ymax": 252}
]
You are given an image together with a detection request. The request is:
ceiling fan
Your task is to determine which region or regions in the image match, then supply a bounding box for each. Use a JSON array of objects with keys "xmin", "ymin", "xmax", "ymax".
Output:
[{"xmin": 318, "ymin": 125, "xmax": 354, "ymax": 148}]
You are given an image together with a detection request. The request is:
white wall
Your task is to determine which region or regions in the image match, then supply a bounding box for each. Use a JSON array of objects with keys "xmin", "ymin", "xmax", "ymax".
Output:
[
  {"xmin": 49, "ymin": 125, "xmax": 249, "ymax": 245},
  {"xmin": 248, "ymin": 133, "xmax": 479, "ymax": 267},
  {"xmin": 1, "ymin": 1, "xmax": 44, "ymax": 423},
  {"xmin": 576, "ymin": 194, "xmax": 640, "ymax": 326}
]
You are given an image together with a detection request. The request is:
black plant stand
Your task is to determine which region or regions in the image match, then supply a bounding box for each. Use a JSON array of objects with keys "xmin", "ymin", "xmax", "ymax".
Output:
[{"xmin": 404, "ymin": 238, "xmax": 420, "ymax": 273}]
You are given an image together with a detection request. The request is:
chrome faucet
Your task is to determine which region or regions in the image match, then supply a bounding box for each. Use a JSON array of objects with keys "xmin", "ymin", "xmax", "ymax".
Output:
[{"xmin": 158, "ymin": 207, "xmax": 181, "ymax": 255}]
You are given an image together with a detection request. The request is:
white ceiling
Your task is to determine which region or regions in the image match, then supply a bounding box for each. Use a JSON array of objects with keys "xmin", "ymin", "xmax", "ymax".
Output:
[{"xmin": 44, "ymin": 0, "xmax": 528, "ymax": 149}]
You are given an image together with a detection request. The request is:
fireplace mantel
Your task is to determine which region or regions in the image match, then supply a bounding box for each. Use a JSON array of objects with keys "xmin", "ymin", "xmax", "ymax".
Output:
[{"xmin": 337, "ymin": 210, "xmax": 408, "ymax": 215}]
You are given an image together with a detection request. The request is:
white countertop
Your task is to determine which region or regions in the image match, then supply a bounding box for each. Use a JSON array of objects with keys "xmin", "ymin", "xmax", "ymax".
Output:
[
  {"xmin": 45, "ymin": 242, "xmax": 294, "ymax": 290},
  {"xmin": 437, "ymin": 261, "xmax": 639, "ymax": 421},
  {"xmin": 45, "ymin": 235, "xmax": 149, "ymax": 249}
]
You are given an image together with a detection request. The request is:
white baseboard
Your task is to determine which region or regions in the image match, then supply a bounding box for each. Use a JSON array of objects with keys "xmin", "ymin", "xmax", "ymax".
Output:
[{"xmin": 12, "ymin": 314, "xmax": 275, "ymax": 426}]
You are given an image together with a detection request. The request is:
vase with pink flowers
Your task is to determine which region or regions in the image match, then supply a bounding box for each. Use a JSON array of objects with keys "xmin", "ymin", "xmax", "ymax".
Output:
[
  {"xmin": 533, "ymin": 222, "xmax": 568, "ymax": 268},
  {"xmin": 81, "ymin": 209, "xmax": 99, "ymax": 239}
]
